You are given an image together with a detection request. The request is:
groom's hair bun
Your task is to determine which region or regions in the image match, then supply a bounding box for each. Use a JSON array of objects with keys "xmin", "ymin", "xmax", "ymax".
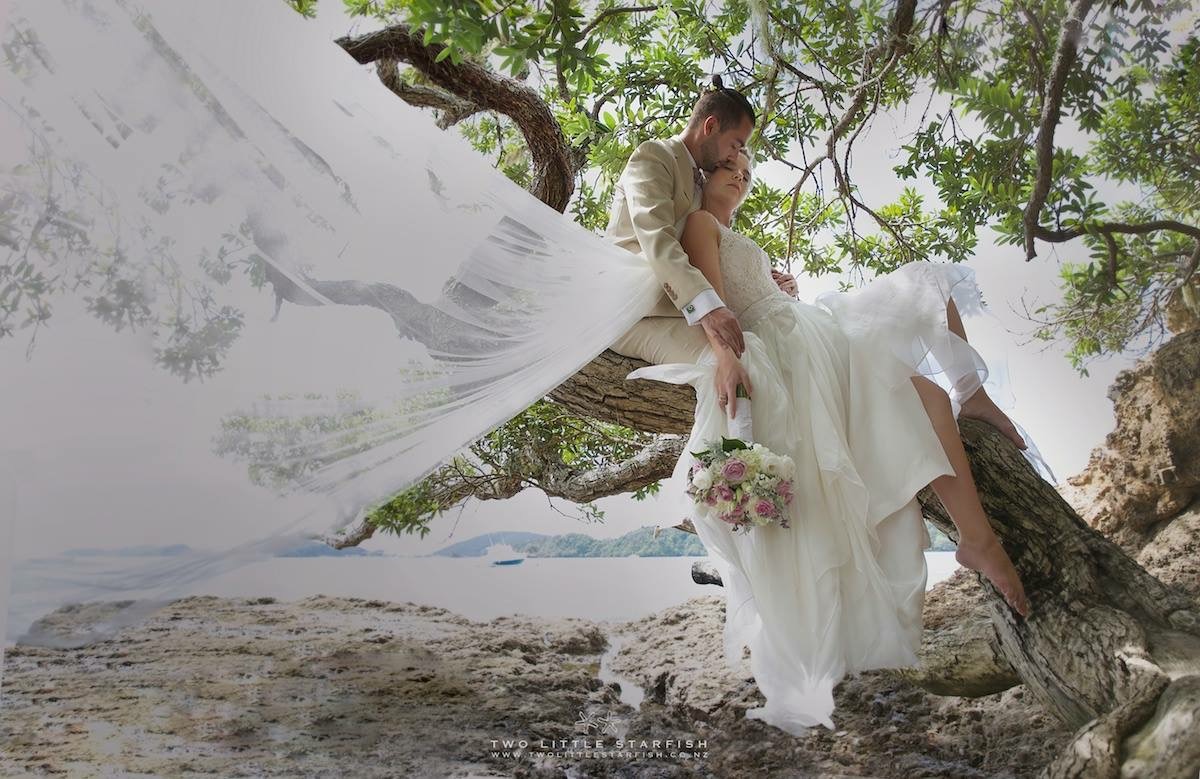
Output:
[{"xmin": 689, "ymin": 75, "xmax": 755, "ymax": 130}]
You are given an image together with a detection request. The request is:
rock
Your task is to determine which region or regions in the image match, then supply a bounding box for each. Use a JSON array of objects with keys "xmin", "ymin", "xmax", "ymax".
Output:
[{"xmin": 1059, "ymin": 330, "xmax": 1200, "ymax": 550}]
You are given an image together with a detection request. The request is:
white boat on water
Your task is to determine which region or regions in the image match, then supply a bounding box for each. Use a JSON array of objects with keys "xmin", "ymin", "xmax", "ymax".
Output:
[{"xmin": 482, "ymin": 542, "xmax": 525, "ymax": 566}]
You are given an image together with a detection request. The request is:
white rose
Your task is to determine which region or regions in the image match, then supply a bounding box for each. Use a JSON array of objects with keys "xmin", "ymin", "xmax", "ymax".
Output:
[{"xmin": 692, "ymin": 469, "xmax": 713, "ymax": 490}]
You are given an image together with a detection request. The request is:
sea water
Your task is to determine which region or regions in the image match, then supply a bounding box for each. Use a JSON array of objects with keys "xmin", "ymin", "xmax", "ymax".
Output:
[{"xmin": 5, "ymin": 552, "xmax": 962, "ymax": 640}]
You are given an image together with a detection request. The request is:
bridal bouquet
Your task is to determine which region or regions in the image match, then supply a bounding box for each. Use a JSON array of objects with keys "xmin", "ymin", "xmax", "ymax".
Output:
[{"xmin": 686, "ymin": 437, "xmax": 796, "ymax": 533}]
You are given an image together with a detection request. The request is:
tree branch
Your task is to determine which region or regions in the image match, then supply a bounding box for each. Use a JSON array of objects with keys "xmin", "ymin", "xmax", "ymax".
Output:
[
  {"xmin": 373, "ymin": 59, "xmax": 480, "ymax": 130},
  {"xmin": 319, "ymin": 509, "xmax": 378, "ymax": 549},
  {"xmin": 549, "ymin": 350, "xmax": 696, "ymax": 434},
  {"xmin": 1033, "ymin": 219, "xmax": 1200, "ymax": 245},
  {"xmin": 323, "ymin": 432, "xmax": 684, "ymax": 549},
  {"xmin": 1022, "ymin": 0, "xmax": 1096, "ymax": 259},
  {"xmin": 579, "ymin": 4, "xmax": 660, "ymax": 39},
  {"xmin": 540, "ymin": 434, "xmax": 685, "ymax": 498},
  {"xmin": 336, "ymin": 25, "xmax": 577, "ymax": 211}
]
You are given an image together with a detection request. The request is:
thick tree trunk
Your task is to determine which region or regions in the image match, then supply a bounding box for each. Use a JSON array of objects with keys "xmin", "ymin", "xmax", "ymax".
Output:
[{"xmin": 925, "ymin": 418, "xmax": 1200, "ymax": 778}]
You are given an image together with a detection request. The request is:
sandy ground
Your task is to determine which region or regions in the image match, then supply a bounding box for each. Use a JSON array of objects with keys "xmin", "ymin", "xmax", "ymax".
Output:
[{"xmin": 0, "ymin": 588, "xmax": 1073, "ymax": 778}]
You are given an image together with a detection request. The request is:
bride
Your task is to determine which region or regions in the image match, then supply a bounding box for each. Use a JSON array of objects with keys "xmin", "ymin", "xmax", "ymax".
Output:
[{"xmin": 628, "ymin": 148, "xmax": 1037, "ymax": 735}]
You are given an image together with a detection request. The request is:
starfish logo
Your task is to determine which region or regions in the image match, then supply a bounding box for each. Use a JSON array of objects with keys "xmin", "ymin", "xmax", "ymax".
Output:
[{"xmin": 574, "ymin": 709, "xmax": 619, "ymax": 735}]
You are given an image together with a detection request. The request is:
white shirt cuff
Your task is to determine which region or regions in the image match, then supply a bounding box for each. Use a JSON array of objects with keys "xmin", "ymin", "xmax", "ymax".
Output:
[{"xmin": 681, "ymin": 288, "xmax": 725, "ymax": 325}]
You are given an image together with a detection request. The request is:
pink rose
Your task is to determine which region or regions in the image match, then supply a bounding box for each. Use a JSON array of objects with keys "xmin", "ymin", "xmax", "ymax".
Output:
[
  {"xmin": 716, "ymin": 485, "xmax": 735, "ymax": 502},
  {"xmin": 722, "ymin": 459, "xmax": 748, "ymax": 483},
  {"xmin": 705, "ymin": 494, "xmax": 718, "ymax": 506},
  {"xmin": 754, "ymin": 499, "xmax": 777, "ymax": 518}
]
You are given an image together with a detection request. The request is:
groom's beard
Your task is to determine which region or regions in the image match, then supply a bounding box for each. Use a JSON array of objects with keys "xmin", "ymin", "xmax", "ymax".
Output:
[{"xmin": 697, "ymin": 135, "xmax": 722, "ymax": 172}]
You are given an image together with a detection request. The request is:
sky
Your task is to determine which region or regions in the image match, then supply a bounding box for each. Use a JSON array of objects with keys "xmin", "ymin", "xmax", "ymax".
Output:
[{"xmin": 0, "ymin": 1, "xmax": 1166, "ymax": 565}]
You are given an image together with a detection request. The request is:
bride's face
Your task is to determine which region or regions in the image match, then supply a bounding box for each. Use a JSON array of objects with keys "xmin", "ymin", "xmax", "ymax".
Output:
[{"xmin": 704, "ymin": 154, "xmax": 752, "ymax": 209}]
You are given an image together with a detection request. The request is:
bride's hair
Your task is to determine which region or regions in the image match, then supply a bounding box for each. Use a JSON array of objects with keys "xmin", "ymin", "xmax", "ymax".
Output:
[{"xmin": 688, "ymin": 74, "xmax": 755, "ymax": 131}]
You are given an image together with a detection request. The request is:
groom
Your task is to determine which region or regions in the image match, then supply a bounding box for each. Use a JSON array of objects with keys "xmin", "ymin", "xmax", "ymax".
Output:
[{"xmin": 605, "ymin": 80, "xmax": 755, "ymax": 371}]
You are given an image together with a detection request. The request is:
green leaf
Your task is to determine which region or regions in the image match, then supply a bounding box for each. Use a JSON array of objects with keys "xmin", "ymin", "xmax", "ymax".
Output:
[{"xmin": 721, "ymin": 437, "xmax": 748, "ymax": 452}]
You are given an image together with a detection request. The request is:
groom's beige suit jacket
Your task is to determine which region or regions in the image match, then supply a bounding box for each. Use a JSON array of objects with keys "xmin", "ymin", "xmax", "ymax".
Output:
[
  {"xmin": 605, "ymin": 136, "xmax": 713, "ymax": 364},
  {"xmin": 605, "ymin": 136, "xmax": 711, "ymax": 318}
]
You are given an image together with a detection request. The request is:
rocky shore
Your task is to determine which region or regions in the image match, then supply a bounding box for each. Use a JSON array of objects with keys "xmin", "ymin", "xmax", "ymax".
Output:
[{"xmin": 0, "ymin": 578, "xmax": 1077, "ymax": 778}]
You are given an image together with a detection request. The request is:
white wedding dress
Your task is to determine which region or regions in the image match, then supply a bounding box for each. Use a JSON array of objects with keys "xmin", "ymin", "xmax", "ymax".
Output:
[{"xmin": 628, "ymin": 223, "xmax": 1053, "ymax": 736}]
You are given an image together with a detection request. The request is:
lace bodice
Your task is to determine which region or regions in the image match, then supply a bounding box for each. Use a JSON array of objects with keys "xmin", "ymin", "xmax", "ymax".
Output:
[{"xmin": 716, "ymin": 223, "xmax": 793, "ymax": 327}]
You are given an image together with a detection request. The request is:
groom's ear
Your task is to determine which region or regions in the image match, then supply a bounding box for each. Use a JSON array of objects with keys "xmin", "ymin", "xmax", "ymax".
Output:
[{"xmin": 700, "ymin": 115, "xmax": 720, "ymax": 137}]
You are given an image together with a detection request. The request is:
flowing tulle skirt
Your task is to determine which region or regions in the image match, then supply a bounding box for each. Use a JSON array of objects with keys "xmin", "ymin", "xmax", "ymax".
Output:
[{"xmin": 627, "ymin": 261, "xmax": 1053, "ymax": 736}]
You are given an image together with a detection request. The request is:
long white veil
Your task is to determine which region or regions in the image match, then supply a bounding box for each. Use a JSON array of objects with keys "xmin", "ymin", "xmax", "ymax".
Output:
[{"xmin": 0, "ymin": 0, "xmax": 660, "ymax": 656}]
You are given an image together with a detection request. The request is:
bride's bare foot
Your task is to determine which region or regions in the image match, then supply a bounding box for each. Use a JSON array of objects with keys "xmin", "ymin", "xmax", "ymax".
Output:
[
  {"xmin": 955, "ymin": 535, "xmax": 1032, "ymax": 617},
  {"xmin": 959, "ymin": 389, "xmax": 1027, "ymax": 450}
]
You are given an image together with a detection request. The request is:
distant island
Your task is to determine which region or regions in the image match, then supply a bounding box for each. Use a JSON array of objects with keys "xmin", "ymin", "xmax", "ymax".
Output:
[
  {"xmin": 432, "ymin": 523, "xmax": 957, "ymax": 558},
  {"xmin": 430, "ymin": 527, "xmax": 703, "ymax": 558}
]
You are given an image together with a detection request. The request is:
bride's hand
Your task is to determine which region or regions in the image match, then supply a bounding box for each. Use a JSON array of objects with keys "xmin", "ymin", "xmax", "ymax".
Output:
[
  {"xmin": 715, "ymin": 351, "xmax": 753, "ymax": 419},
  {"xmin": 771, "ymin": 269, "xmax": 798, "ymax": 297}
]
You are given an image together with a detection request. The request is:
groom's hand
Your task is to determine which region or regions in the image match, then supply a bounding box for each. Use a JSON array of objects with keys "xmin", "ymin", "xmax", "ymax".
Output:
[
  {"xmin": 772, "ymin": 269, "xmax": 799, "ymax": 298},
  {"xmin": 700, "ymin": 307, "xmax": 745, "ymax": 358}
]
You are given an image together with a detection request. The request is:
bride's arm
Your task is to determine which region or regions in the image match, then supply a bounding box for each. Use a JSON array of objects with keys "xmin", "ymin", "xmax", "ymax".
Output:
[
  {"xmin": 680, "ymin": 211, "xmax": 727, "ymax": 303},
  {"xmin": 681, "ymin": 210, "xmax": 753, "ymax": 409}
]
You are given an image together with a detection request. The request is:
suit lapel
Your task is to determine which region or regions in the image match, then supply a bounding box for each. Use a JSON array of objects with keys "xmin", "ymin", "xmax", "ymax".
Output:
[{"xmin": 665, "ymin": 136, "xmax": 695, "ymax": 213}]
